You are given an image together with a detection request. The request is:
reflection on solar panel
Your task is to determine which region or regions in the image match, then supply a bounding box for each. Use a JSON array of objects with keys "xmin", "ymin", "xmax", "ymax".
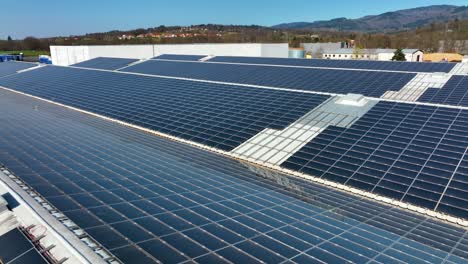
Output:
[
  {"xmin": 71, "ymin": 57, "xmax": 139, "ymax": 70},
  {"xmin": 122, "ymin": 60, "xmax": 416, "ymax": 97},
  {"xmin": 208, "ymin": 56, "xmax": 457, "ymax": 73},
  {"xmin": 0, "ymin": 66, "xmax": 328, "ymax": 151},
  {"xmin": 282, "ymin": 101, "xmax": 468, "ymax": 219},
  {"xmin": 0, "ymin": 228, "xmax": 48, "ymax": 264},
  {"xmin": 153, "ymin": 54, "xmax": 207, "ymax": 61},
  {"xmin": 0, "ymin": 61, "xmax": 37, "ymax": 78},
  {"xmin": 1, "ymin": 90, "xmax": 467, "ymax": 264},
  {"xmin": 418, "ymin": 75, "xmax": 468, "ymax": 107}
]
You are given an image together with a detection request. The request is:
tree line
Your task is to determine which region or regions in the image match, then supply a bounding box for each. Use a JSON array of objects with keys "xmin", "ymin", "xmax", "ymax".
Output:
[
  {"xmin": 318, "ymin": 19, "xmax": 468, "ymax": 53},
  {"xmin": 2, "ymin": 19, "xmax": 467, "ymax": 54},
  {"xmin": 0, "ymin": 36, "xmax": 52, "ymax": 51}
]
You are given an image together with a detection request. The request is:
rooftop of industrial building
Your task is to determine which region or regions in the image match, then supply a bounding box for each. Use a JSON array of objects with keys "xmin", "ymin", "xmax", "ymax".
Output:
[{"xmin": 0, "ymin": 53, "xmax": 467, "ymax": 264}]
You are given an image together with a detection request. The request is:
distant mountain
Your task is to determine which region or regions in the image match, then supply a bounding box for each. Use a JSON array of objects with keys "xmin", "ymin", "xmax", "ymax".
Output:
[{"xmin": 274, "ymin": 5, "xmax": 468, "ymax": 32}]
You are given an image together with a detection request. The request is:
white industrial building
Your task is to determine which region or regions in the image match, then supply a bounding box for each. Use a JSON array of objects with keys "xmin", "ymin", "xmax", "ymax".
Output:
[
  {"xmin": 50, "ymin": 43, "xmax": 289, "ymax": 66},
  {"xmin": 301, "ymin": 42, "xmax": 342, "ymax": 58},
  {"xmin": 323, "ymin": 48, "xmax": 424, "ymax": 62},
  {"xmin": 463, "ymin": 55, "xmax": 468, "ymax": 63}
]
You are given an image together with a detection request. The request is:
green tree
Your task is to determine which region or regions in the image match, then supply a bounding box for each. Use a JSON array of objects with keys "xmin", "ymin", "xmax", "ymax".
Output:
[
  {"xmin": 7, "ymin": 36, "xmax": 12, "ymax": 41},
  {"xmin": 23, "ymin": 37, "xmax": 42, "ymax": 50},
  {"xmin": 289, "ymin": 36, "xmax": 301, "ymax": 48},
  {"xmin": 392, "ymin": 49, "xmax": 407, "ymax": 61}
]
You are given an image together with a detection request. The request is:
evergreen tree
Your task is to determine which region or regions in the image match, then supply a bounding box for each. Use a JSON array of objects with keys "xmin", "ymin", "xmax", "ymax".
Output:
[
  {"xmin": 7, "ymin": 36, "xmax": 12, "ymax": 41},
  {"xmin": 392, "ymin": 49, "xmax": 407, "ymax": 61}
]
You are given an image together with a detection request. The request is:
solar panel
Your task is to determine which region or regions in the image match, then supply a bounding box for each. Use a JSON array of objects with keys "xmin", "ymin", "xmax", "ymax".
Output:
[
  {"xmin": 418, "ymin": 75, "xmax": 468, "ymax": 107},
  {"xmin": 0, "ymin": 66, "xmax": 329, "ymax": 151},
  {"xmin": 122, "ymin": 60, "xmax": 416, "ymax": 97},
  {"xmin": 282, "ymin": 101, "xmax": 468, "ymax": 219},
  {"xmin": 0, "ymin": 61, "xmax": 37, "ymax": 78},
  {"xmin": 153, "ymin": 54, "xmax": 207, "ymax": 61},
  {"xmin": 208, "ymin": 56, "xmax": 457, "ymax": 73},
  {"xmin": 71, "ymin": 57, "xmax": 139, "ymax": 70},
  {"xmin": 0, "ymin": 228, "xmax": 48, "ymax": 264},
  {"xmin": 0, "ymin": 90, "xmax": 466, "ymax": 264}
]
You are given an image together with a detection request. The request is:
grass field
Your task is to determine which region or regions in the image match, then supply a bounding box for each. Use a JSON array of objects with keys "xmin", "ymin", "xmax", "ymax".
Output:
[{"xmin": 0, "ymin": 50, "xmax": 50, "ymax": 56}]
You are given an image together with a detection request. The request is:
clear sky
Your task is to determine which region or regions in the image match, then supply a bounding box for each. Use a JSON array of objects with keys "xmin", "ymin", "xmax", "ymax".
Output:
[{"xmin": 2, "ymin": 0, "xmax": 467, "ymax": 39}]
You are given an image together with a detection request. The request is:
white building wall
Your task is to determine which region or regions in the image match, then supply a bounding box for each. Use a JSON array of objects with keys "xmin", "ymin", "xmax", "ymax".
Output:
[
  {"xmin": 153, "ymin": 43, "xmax": 287, "ymax": 58},
  {"xmin": 301, "ymin": 43, "xmax": 342, "ymax": 55},
  {"xmin": 322, "ymin": 53, "xmax": 352, "ymax": 60},
  {"xmin": 378, "ymin": 53, "xmax": 394, "ymax": 61},
  {"xmin": 323, "ymin": 50, "xmax": 424, "ymax": 62},
  {"xmin": 412, "ymin": 51, "xmax": 424, "ymax": 62},
  {"xmin": 50, "ymin": 45, "xmax": 153, "ymax": 66},
  {"xmin": 50, "ymin": 46, "xmax": 89, "ymax": 66},
  {"xmin": 378, "ymin": 51, "xmax": 423, "ymax": 62},
  {"xmin": 407, "ymin": 54, "xmax": 414, "ymax": 61},
  {"xmin": 51, "ymin": 44, "xmax": 288, "ymax": 66},
  {"xmin": 260, "ymin": 44, "xmax": 289, "ymax": 58},
  {"xmin": 88, "ymin": 45, "xmax": 154, "ymax": 60},
  {"xmin": 323, "ymin": 53, "xmax": 376, "ymax": 60},
  {"xmin": 154, "ymin": 43, "xmax": 258, "ymax": 57}
]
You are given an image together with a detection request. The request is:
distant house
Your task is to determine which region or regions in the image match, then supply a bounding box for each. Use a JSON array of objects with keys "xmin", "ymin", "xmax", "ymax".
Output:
[
  {"xmin": 463, "ymin": 55, "xmax": 468, "ymax": 63},
  {"xmin": 323, "ymin": 48, "xmax": 424, "ymax": 62},
  {"xmin": 145, "ymin": 33, "xmax": 160, "ymax": 38},
  {"xmin": 118, "ymin": 34, "xmax": 135, "ymax": 40}
]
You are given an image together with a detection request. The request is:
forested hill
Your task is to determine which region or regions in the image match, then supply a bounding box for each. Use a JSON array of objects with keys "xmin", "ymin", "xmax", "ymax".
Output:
[{"xmin": 274, "ymin": 5, "xmax": 468, "ymax": 32}]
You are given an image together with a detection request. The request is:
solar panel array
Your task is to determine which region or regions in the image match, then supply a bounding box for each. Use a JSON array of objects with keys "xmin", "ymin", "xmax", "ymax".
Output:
[
  {"xmin": 418, "ymin": 75, "xmax": 468, "ymax": 107},
  {"xmin": 71, "ymin": 57, "xmax": 139, "ymax": 70},
  {"xmin": 282, "ymin": 101, "xmax": 468, "ymax": 219},
  {"xmin": 153, "ymin": 54, "xmax": 207, "ymax": 61},
  {"xmin": 123, "ymin": 60, "xmax": 416, "ymax": 97},
  {"xmin": 0, "ymin": 228, "xmax": 48, "ymax": 264},
  {"xmin": 0, "ymin": 66, "xmax": 329, "ymax": 151},
  {"xmin": 208, "ymin": 56, "xmax": 457, "ymax": 73},
  {"xmin": 0, "ymin": 61, "xmax": 37, "ymax": 78},
  {"xmin": 1, "ymin": 91, "xmax": 467, "ymax": 264}
]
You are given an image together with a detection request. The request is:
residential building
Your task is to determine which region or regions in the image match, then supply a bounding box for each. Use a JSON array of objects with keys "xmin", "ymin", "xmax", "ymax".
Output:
[{"xmin": 323, "ymin": 48, "xmax": 424, "ymax": 61}]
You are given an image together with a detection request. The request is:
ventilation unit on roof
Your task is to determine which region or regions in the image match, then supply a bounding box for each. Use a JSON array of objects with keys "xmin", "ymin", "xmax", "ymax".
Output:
[
  {"xmin": 335, "ymin": 93, "xmax": 368, "ymax": 106},
  {"xmin": 431, "ymin": 72, "xmax": 449, "ymax": 78}
]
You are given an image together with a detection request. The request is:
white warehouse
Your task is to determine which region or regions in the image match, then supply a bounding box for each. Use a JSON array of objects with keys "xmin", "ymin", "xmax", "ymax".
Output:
[
  {"xmin": 463, "ymin": 55, "xmax": 468, "ymax": 63},
  {"xmin": 50, "ymin": 43, "xmax": 289, "ymax": 66},
  {"xmin": 323, "ymin": 48, "xmax": 424, "ymax": 62}
]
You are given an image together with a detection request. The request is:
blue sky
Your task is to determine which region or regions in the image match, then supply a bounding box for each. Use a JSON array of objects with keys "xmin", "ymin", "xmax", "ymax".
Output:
[{"xmin": 2, "ymin": 0, "xmax": 467, "ymax": 39}]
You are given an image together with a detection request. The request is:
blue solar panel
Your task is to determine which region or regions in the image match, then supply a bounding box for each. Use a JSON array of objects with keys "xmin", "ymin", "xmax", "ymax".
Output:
[
  {"xmin": 208, "ymin": 56, "xmax": 457, "ymax": 73},
  {"xmin": 153, "ymin": 54, "xmax": 207, "ymax": 61},
  {"xmin": 0, "ymin": 61, "xmax": 37, "ymax": 78},
  {"xmin": 418, "ymin": 75, "xmax": 468, "ymax": 107},
  {"xmin": 1, "ymin": 90, "xmax": 466, "ymax": 264},
  {"xmin": 0, "ymin": 66, "xmax": 329, "ymax": 151},
  {"xmin": 122, "ymin": 60, "xmax": 416, "ymax": 97},
  {"xmin": 71, "ymin": 57, "xmax": 139, "ymax": 70},
  {"xmin": 0, "ymin": 228, "xmax": 48, "ymax": 264},
  {"xmin": 282, "ymin": 101, "xmax": 468, "ymax": 219}
]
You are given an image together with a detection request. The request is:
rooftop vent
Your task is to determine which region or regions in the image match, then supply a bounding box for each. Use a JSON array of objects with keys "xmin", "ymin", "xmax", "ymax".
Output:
[
  {"xmin": 335, "ymin": 94, "xmax": 368, "ymax": 106},
  {"xmin": 431, "ymin": 72, "xmax": 449, "ymax": 78}
]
